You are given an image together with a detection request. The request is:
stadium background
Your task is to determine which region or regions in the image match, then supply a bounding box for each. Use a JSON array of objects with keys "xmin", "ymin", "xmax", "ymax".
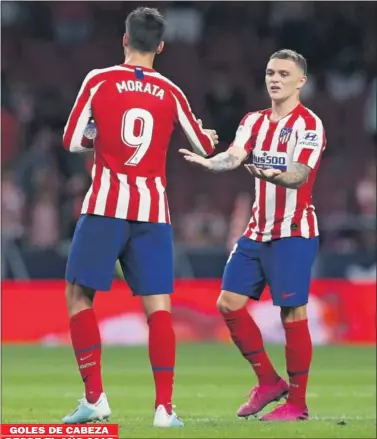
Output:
[{"xmin": 2, "ymin": 2, "xmax": 376, "ymax": 346}]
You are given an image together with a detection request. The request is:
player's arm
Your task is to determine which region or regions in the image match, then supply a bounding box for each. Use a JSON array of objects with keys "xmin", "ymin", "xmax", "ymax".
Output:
[
  {"xmin": 170, "ymin": 87, "xmax": 217, "ymax": 156},
  {"xmin": 179, "ymin": 113, "xmax": 256, "ymax": 172},
  {"xmin": 269, "ymin": 162, "xmax": 311, "ymax": 189},
  {"xmin": 62, "ymin": 70, "xmax": 104, "ymax": 153},
  {"xmin": 245, "ymin": 161, "xmax": 311, "ymax": 189},
  {"xmin": 180, "ymin": 146, "xmax": 247, "ymax": 172},
  {"xmin": 246, "ymin": 120, "xmax": 326, "ymax": 189}
]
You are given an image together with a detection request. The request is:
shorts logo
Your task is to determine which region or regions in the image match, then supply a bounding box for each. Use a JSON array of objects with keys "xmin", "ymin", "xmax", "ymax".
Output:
[
  {"xmin": 282, "ymin": 292, "xmax": 295, "ymax": 299},
  {"xmin": 279, "ymin": 127, "xmax": 293, "ymax": 144}
]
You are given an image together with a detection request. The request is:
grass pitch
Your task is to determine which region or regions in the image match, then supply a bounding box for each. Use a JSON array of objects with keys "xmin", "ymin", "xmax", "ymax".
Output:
[{"xmin": 2, "ymin": 343, "xmax": 376, "ymax": 438}]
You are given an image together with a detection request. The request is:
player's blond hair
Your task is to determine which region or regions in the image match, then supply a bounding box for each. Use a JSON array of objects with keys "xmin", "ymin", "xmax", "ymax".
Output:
[{"xmin": 270, "ymin": 49, "xmax": 307, "ymax": 75}]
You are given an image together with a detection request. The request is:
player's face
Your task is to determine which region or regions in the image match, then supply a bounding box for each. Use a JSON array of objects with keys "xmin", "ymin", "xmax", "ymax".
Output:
[{"xmin": 265, "ymin": 59, "xmax": 306, "ymax": 102}]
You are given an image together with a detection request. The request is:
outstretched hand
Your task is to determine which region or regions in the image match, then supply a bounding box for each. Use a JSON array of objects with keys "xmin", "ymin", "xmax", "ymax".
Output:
[
  {"xmin": 179, "ymin": 149, "xmax": 212, "ymax": 170},
  {"xmin": 244, "ymin": 164, "xmax": 282, "ymax": 180}
]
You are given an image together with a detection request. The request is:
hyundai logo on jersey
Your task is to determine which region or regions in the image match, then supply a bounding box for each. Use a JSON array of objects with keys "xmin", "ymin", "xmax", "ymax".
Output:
[
  {"xmin": 252, "ymin": 152, "xmax": 287, "ymax": 171},
  {"xmin": 298, "ymin": 130, "xmax": 320, "ymax": 148},
  {"xmin": 304, "ymin": 132, "xmax": 318, "ymax": 142}
]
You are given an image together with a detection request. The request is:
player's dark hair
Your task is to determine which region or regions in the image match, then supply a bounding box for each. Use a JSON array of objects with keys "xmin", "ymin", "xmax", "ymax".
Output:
[
  {"xmin": 270, "ymin": 49, "xmax": 307, "ymax": 75},
  {"xmin": 125, "ymin": 7, "xmax": 165, "ymax": 53}
]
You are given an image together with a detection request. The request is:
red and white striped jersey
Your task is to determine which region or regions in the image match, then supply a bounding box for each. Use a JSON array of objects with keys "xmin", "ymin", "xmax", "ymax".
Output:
[
  {"xmin": 63, "ymin": 64, "xmax": 215, "ymax": 224},
  {"xmin": 231, "ymin": 103, "xmax": 326, "ymax": 241}
]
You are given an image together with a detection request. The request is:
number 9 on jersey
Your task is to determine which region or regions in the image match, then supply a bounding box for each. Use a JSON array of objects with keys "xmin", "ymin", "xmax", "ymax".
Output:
[{"xmin": 122, "ymin": 108, "xmax": 154, "ymax": 166}]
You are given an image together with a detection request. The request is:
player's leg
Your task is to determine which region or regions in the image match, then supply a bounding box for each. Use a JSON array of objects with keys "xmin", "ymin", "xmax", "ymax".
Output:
[
  {"xmin": 142, "ymin": 293, "xmax": 181, "ymax": 427},
  {"xmin": 260, "ymin": 236, "xmax": 319, "ymax": 422},
  {"xmin": 119, "ymin": 221, "xmax": 183, "ymax": 427},
  {"xmin": 66, "ymin": 283, "xmax": 104, "ymax": 404},
  {"xmin": 218, "ymin": 236, "xmax": 288, "ymax": 417},
  {"xmin": 219, "ymin": 237, "xmax": 278, "ymax": 384},
  {"xmin": 63, "ymin": 214, "xmax": 127, "ymax": 423}
]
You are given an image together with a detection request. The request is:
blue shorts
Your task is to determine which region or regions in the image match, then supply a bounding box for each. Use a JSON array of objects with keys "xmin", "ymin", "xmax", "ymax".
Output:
[
  {"xmin": 222, "ymin": 236, "xmax": 319, "ymax": 307},
  {"xmin": 66, "ymin": 214, "xmax": 174, "ymax": 295}
]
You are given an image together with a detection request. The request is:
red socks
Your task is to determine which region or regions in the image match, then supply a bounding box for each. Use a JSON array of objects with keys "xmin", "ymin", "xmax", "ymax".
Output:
[
  {"xmin": 70, "ymin": 309, "xmax": 103, "ymax": 404},
  {"xmin": 223, "ymin": 308, "xmax": 312, "ymax": 408},
  {"xmin": 70, "ymin": 307, "xmax": 310, "ymax": 412},
  {"xmin": 284, "ymin": 319, "xmax": 312, "ymax": 409},
  {"xmin": 223, "ymin": 307, "xmax": 279, "ymax": 385},
  {"xmin": 148, "ymin": 310, "xmax": 175, "ymax": 414},
  {"xmin": 70, "ymin": 308, "xmax": 175, "ymax": 411}
]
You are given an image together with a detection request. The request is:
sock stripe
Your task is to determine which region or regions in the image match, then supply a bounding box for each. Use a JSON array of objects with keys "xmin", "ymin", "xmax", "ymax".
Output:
[
  {"xmin": 152, "ymin": 366, "xmax": 174, "ymax": 372},
  {"xmin": 243, "ymin": 347, "xmax": 265, "ymax": 357},
  {"xmin": 287, "ymin": 369, "xmax": 309, "ymax": 377},
  {"xmin": 75, "ymin": 344, "xmax": 101, "ymax": 354}
]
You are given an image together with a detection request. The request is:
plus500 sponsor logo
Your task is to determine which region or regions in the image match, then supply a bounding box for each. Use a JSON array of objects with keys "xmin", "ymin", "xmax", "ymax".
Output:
[{"xmin": 252, "ymin": 153, "xmax": 287, "ymax": 170}]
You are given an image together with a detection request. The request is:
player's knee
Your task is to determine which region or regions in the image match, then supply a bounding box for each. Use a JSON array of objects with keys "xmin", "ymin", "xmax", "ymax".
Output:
[
  {"xmin": 280, "ymin": 305, "xmax": 307, "ymax": 323},
  {"xmin": 217, "ymin": 290, "xmax": 248, "ymax": 314},
  {"xmin": 65, "ymin": 282, "xmax": 95, "ymax": 316},
  {"xmin": 141, "ymin": 294, "xmax": 171, "ymax": 318}
]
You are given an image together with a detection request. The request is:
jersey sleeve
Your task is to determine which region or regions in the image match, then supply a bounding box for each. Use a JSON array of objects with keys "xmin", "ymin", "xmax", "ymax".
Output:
[
  {"xmin": 293, "ymin": 116, "xmax": 326, "ymax": 169},
  {"xmin": 230, "ymin": 112, "xmax": 260, "ymax": 154},
  {"xmin": 63, "ymin": 70, "xmax": 105, "ymax": 153},
  {"xmin": 169, "ymin": 87, "xmax": 215, "ymax": 157}
]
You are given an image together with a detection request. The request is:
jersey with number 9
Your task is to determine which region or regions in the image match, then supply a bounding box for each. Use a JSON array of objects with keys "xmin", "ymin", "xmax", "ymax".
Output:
[{"xmin": 63, "ymin": 64, "xmax": 215, "ymax": 223}]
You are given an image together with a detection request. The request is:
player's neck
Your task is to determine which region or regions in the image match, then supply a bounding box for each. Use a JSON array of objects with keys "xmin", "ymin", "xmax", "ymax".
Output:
[
  {"xmin": 124, "ymin": 51, "xmax": 155, "ymax": 70},
  {"xmin": 270, "ymin": 97, "xmax": 301, "ymax": 122}
]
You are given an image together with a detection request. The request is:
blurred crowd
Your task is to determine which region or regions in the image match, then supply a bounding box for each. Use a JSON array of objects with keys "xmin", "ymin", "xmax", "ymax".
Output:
[{"xmin": 1, "ymin": 1, "xmax": 376, "ymax": 253}]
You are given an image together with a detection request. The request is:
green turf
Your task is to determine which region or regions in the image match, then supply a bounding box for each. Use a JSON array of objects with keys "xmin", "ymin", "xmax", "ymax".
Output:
[{"xmin": 2, "ymin": 344, "xmax": 376, "ymax": 438}]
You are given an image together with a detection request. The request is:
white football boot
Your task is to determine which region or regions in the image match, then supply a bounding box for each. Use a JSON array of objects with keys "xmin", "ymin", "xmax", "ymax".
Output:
[
  {"xmin": 153, "ymin": 404, "xmax": 184, "ymax": 427},
  {"xmin": 62, "ymin": 393, "xmax": 111, "ymax": 424}
]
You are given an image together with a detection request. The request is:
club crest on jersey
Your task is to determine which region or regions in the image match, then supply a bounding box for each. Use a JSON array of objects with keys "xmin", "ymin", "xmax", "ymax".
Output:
[{"xmin": 278, "ymin": 127, "xmax": 293, "ymax": 144}]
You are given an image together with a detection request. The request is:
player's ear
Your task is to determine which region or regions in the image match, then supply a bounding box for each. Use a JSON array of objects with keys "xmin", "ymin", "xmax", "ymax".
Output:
[
  {"xmin": 123, "ymin": 34, "xmax": 128, "ymax": 48},
  {"xmin": 297, "ymin": 75, "xmax": 307, "ymax": 90},
  {"xmin": 156, "ymin": 41, "xmax": 164, "ymax": 55}
]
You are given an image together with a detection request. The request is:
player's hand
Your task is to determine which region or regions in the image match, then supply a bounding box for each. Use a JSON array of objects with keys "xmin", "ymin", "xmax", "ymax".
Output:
[
  {"xmin": 198, "ymin": 119, "xmax": 219, "ymax": 146},
  {"xmin": 179, "ymin": 148, "xmax": 212, "ymax": 169},
  {"xmin": 260, "ymin": 168, "xmax": 282, "ymax": 179},
  {"xmin": 244, "ymin": 164, "xmax": 282, "ymax": 180},
  {"xmin": 244, "ymin": 164, "xmax": 263, "ymax": 178},
  {"xmin": 205, "ymin": 128, "xmax": 219, "ymax": 146}
]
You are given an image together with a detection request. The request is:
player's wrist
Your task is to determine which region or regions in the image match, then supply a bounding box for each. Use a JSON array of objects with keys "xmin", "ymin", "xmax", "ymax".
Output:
[
  {"xmin": 206, "ymin": 159, "xmax": 214, "ymax": 171},
  {"xmin": 268, "ymin": 174, "xmax": 279, "ymax": 182}
]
